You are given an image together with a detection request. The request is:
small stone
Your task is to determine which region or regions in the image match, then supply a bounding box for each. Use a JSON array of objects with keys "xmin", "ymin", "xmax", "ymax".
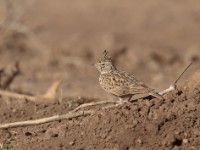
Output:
[
  {"xmin": 136, "ymin": 138, "xmax": 142, "ymax": 145},
  {"xmin": 11, "ymin": 109, "xmax": 16, "ymax": 112},
  {"xmin": 174, "ymin": 130, "xmax": 181, "ymax": 135},
  {"xmin": 69, "ymin": 141, "xmax": 75, "ymax": 146},
  {"xmin": 132, "ymin": 120, "xmax": 138, "ymax": 127},
  {"xmin": 183, "ymin": 139, "xmax": 188, "ymax": 144},
  {"xmin": 45, "ymin": 128, "xmax": 59, "ymax": 139}
]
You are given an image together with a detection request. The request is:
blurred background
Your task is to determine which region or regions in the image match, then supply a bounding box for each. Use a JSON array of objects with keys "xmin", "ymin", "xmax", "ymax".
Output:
[{"xmin": 0, "ymin": 0, "xmax": 200, "ymax": 99}]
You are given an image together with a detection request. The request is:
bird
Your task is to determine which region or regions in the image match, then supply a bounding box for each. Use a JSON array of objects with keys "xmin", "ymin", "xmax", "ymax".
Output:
[{"xmin": 94, "ymin": 50, "xmax": 163, "ymax": 102}]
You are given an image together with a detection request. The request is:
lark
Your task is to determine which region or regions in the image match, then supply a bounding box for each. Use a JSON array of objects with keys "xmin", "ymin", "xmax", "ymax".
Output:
[{"xmin": 95, "ymin": 50, "xmax": 163, "ymax": 101}]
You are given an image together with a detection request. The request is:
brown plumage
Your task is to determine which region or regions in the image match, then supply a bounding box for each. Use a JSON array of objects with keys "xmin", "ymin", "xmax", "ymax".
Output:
[{"xmin": 95, "ymin": 50, "xmax": 163, "ymax": 101}]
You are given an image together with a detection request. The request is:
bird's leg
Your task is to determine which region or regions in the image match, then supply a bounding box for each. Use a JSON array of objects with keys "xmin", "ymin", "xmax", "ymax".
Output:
[
  {"xmin": 127, "ymin": 95, "xmax": 133, "ymax": 101},
  {"xmin": 151, "ymin": 92, "xmax": 164, "ymax": 100},
  {"xmin": 117, "ymin": 97, "xmax": 130, "ymax": 105},
  {"xmin": 118, "ymin": 97, "xmax": 124, "ymax": 104}
]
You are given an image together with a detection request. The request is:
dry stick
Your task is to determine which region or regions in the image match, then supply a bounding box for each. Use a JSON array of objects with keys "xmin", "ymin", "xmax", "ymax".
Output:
[
  {"xmin": 0, "ymin": 89, "xmax": 35, "ymax": 102},
  {"xmin": 0, "ymin": 80, "xmax": 61, "ymax": 102},
  {"xmin": 0, "ymin": 100, "xmax": 118, "ymax": 129},
  {"xmin": 73, "ymin": 100, "xmax": 118, "ymax": 112},
  {"xmin": 159, "ymin": 62, "xmax": 193, "ymax": 95},
  {"xmin": 0, "ymin": 110, "xmax": 92, "ymax": 129}
]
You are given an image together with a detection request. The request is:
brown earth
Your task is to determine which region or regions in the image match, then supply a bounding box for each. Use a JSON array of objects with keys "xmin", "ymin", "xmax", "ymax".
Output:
[{"xmin": 0, "ymin": 0, "xmax": 200, "ymax": 149}]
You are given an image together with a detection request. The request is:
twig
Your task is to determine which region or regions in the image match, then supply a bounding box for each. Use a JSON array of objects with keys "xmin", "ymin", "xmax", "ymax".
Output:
[
  {"xmin": 159, "ymin": 84, "xmax": 175, "ymax": 95},
  {"xmin": 159, "ymin": 62, "xmax": 192, "ymax": 95},
  {"xmin": 174, "ymin": 62, "xmax": 193, "ymax": 85},
  {"xmin": 0, "ymin": 110, "xmax": 92, "ymax": 129},
  {"xmin": 42, "ymin": 80, "xmax": 61, "ymax": 99},
  {"xmin": 0, "ymin": 80, "xmax": 61, "ymax": 102},
  {"xmin": 72, "ymin": 100, "xmax": 118, "ymax": 112},
  {"xmin": 0, "ymin": 89, "xmax": 35, "ymax": 101}
]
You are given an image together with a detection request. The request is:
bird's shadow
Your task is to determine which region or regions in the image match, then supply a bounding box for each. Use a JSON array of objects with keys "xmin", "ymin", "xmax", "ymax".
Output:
[{"xmin": 129, "ymin": 95, "xmax": 155, "ymax": 103}]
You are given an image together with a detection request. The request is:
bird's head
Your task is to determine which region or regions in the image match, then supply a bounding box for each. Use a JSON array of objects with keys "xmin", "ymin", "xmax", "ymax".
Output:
[{"xmin": 95, "ymin": 50, "xmax": 116, "ymax": 74}]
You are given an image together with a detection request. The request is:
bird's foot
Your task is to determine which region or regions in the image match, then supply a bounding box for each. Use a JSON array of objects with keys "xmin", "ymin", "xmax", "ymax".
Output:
[{"xmin": 116, "ymin": 98, "xmax": 128, "ymax": 106}]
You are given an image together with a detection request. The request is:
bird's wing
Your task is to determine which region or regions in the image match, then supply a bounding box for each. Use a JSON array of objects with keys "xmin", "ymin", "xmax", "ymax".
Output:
[
  {"xmin": 99, "ymin": 73, "xmax": 131, "ymax": 96},
  {"xmin": 113, "ymin": 71, "xmax": 155, "ymax": 95},
  {"xmin": 117, "ymin": 70, "xmax": 143, "ymax": 84}
]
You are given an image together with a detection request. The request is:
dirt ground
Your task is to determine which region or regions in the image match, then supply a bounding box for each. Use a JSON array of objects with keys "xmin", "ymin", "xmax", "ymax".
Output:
[{"xmin": 0, "ymin": 0, "xmax": 200, "ymax": 149}]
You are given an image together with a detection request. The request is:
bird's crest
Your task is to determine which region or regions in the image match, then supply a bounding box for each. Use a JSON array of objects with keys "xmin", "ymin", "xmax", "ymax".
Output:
[{"xmin": 100, "ymin": 50, "xmax": 112, "ymax": 62}]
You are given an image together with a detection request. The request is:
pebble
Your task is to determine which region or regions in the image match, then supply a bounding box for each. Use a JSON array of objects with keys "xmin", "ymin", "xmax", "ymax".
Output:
[
  {"xmin": 69, "ymin": 141, "xmax": 75, "ymax": 146},
  {"xmin": 183, "ymin": 138, "xmax": 188, "ymax": 144}
]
